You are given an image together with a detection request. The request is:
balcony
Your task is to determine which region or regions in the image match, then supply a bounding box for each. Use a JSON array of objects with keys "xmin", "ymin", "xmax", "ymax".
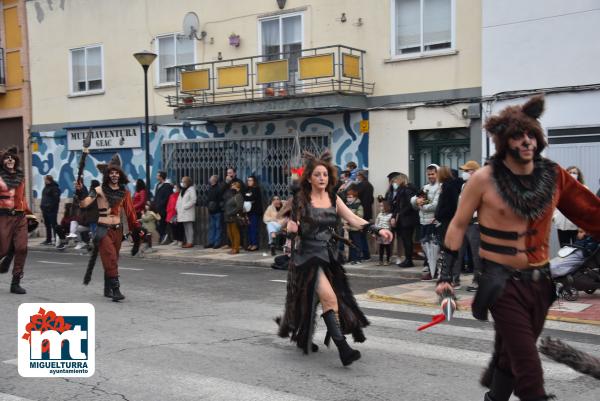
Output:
[{"xmin": 169, "ymin": 45, "xmax": 373, "ymax": 122}]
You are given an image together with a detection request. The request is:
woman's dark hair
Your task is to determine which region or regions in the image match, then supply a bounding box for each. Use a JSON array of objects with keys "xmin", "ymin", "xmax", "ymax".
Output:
[
  {"xmin": 135, "ymin": 179, "xmax": 146, "ymax": 192},
  {"xmin": 247, "ymin": 175, "xmax": 258, "ymax": 187},
  {"xmin": 437, "ymin": 166, "xmax": 453, "ymax": 184},
  {"xmin": 295, "ymin": 150, "xmax": 337, "ymax": 221}
]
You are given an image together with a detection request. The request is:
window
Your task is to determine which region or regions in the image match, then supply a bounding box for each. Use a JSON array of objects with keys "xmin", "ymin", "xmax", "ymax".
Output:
[
  {"xmin": 392, "ymin": 0, "xmax": 453, "ymax": 57},
  {"xmin": 156, "ymin": 34, "xmax": 195, "ymax": 85},
  {"xmin": 70, "ymin": 45, "xmax": 103, "ymax": 94},
  {"xmin": 259, "ymin": 13, "xmax": 302, "ymax": 91}
]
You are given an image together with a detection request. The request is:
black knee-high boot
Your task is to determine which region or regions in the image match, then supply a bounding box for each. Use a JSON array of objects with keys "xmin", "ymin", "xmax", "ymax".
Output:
[
  {"xmin": 109, "ymin": 277, "xmax": 125, "ymax": 302},
  {"xmin": 484, "ymin": 368, "xmax": 514, "ymax": 401},
  {"xmin": 322, "ymin": 310, "xmax": 361, "ymax": 366},
  {"xmin": 104, "ymin": 274, "xmax": 113, "ymax": 298},
  {"xmin": 10, "ymin": 275, "xmax": 26, "ymax": 294}
]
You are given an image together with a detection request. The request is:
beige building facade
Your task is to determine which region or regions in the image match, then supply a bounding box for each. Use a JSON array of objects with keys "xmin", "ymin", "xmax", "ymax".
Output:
[{"xmin": 27, "ymin": 0, "xmax": 482, "ymax": 224}]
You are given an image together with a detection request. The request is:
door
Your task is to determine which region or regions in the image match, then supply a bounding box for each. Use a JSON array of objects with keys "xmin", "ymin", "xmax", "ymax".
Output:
[{"xmin": 411, "ymin": 128, "xmax": 470, "ymax": 188}]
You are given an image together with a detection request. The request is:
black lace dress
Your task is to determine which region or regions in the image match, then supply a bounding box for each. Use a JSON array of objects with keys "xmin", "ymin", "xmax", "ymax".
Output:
[{"xmin": 276, "ymin": 202, "xmax": 369, "ymax": 353}]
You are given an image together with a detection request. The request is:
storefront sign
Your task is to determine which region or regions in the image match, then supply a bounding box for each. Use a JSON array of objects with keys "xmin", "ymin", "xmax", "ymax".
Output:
[{"xmin": 66, "ymin": 125, "xmax": 142, "ymax": 150}]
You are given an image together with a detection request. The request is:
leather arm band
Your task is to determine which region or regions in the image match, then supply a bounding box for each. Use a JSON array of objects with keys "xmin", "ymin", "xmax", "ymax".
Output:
[{"xmin": 436, "ymin": 246, "xmax": 458, "ymax": 284}]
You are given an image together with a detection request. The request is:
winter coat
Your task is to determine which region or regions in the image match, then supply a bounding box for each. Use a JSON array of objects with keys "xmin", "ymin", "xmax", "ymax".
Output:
[
  {"xmin": 141, "ymin": 211, "xmax": 161, "ymax": 234},
  {"xmin": 224, "ymin": 191, "xmax": 244, "ymax": 223},
  {"xmin": 410, "ymin": 182, "xmax": 441, "ymax": 225},
  {"xmin": 243, "ymin": 186, "xmax": 264, "ymax": 216},
  {"xmin": 133, "ymin": 190, "xmax": 147, "ymax": 216},
  {"xmin": 176, "ymin": 185, "xmax": 197, "ymax": 223},
  {"xmin": 263, "ymin": 204, "xmax": 285, "ymax": 225},
  {"xmin": 392, "ymin": 184, "xmax": 419, "ymax": 229},
  {"xmin": 166, "ymin": 192, "xmax": 178, "ymax": 223},
  {"xmin": 206, "ymin": 182, "xmax": 226, "ymax": 214},
  {"xmin": 435, "ymin": 178, "xmax": 464, "ymax": 225},
  {"xmin": 356, "ymin": 180, "xmax": 374, "ymax": 221},
  {"xmin": 153, "ymin": 181, "xmax": 173, "ymax": 214},
  {"xmin": 375, "ymin": 212, "xmax": 393, "ymax": 231},
  {"xmin": 345, "ymin": 200, "xmax": 363, "ymax": 231},
  {"xmin": 40, "ymin": 181, "xmax": 60, "ymax": 213}
]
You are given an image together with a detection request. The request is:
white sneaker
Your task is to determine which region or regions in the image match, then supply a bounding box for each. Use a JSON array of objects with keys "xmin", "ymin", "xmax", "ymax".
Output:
[
  {"xmin": 75, "ymin": 243, "xmax": 86, "ymax": 250},
  {"xmin": 66, "ymin": 233, "xmax": 78, "ymax": 239}
]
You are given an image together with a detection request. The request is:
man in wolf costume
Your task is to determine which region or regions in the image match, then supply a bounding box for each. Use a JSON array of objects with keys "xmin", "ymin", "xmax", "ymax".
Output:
[
  {"xmin": 76, "ymin": 154, "xmax": 141, "ymax": 302},
  {"xmin": 0, "ymin": 146, "xmax": 37, "ymax": 294},
  {"xmin": 435, "ymin": 95, "xmax": 600, "ymax": 401}
]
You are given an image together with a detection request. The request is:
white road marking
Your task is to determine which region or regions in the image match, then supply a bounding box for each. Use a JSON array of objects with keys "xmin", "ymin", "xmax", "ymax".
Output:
[
  {"xmin": 180, "ymin": 273, "xmax": 228, "ymax": 277},
  {"xmin": 120, "ymin": 267, "xmax": 144, "ymax": 271},
  {"xmin": 269, "ymin": 279, "xmax": 287, "ymax": 283},
  {"xmin": 37, "ymin": 260, "xmax": 73, "ymax": 265},
  {"xmin": 2, "ymin": 359, "xmax": 17, "ymax": 365},
  {"xmin": 0, "ymin": 392, "xmax": 37, "ymax": 401}
]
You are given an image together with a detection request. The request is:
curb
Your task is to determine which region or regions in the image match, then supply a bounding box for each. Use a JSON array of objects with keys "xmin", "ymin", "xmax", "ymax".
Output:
[{"xmin": 366, "ymin": 290, "xmax": 600, "ymax": 326}]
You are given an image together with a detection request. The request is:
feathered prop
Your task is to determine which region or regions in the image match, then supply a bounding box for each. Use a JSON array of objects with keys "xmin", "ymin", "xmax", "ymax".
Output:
[{"xmin": 539, "ymin": 337, "xmax": 600, "ymax": 380}]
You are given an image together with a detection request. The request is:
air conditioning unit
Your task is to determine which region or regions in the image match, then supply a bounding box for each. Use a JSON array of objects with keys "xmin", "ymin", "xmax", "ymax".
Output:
[{"xmin": 462, "ymin": 103, "xmax": 481, "ymax": 119}]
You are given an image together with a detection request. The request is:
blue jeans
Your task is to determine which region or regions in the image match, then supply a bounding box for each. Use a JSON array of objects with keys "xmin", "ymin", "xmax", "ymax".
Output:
[
  {"xmin": 248, "ymin": 214, "xmax": 259, "ymax": 247},
  {"xmin": 266, "ymin": 221, "xmax": 282, "ymax": 244},
  {"xmin": 348, "ymin": 231, "xmax": 363, "ymax": 262},
  {"xmin": 208, "ymin": 213, "xmax": 222, "ymax": 246},
  {"xmin": 358, "ymin": 232, "xmax": 371, "ymax": 259}
]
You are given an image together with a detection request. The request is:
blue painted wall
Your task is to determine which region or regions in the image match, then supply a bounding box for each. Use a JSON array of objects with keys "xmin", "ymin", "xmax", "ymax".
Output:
[{"xmin": 30, "ymin": 111, "xmax": 368, "ymax": 199}]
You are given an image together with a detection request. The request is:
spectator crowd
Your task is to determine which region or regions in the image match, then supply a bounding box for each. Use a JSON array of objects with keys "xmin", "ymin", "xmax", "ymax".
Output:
[{"xmin": 37, "ymin": 159, "xmax": 600, "ymax": 281}]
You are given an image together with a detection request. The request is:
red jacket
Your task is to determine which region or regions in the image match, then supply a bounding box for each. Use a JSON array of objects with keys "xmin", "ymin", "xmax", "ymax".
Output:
[
  {"xmin": 133, "ymin": 190, "xmax": 147, "ymax": 215},
  {"xmin": 166, "ymin": 192, "xmax": 178, "ymax": 222}
]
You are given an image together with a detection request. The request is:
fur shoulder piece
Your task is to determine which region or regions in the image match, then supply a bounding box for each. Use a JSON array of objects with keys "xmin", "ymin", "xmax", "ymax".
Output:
[
  {"xmin": 0, "ymin": 167, "xmax": 25, "ymax": 189},
  {"xmin": 490, "ymin": 157, "xmax": 557, "ymax": 220}
]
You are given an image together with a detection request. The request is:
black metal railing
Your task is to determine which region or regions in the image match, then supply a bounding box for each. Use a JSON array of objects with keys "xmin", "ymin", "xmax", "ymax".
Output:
[{"xmin": 167, "ymin": 44, "xmax": 373, "ymax": 107}]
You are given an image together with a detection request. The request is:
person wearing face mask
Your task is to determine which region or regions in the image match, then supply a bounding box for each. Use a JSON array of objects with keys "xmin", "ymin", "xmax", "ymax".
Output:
[
  {"xmin": 165, "ymin": 184, "xmax": 184, "ymax": 246},
  {"xmin": 176, "ymin": 176, "xmax": 197, "ymax": 248},
  {"xmin": 458, "ymin": 161, "xmax": 483, "ymax": 292},
  {"xmin": 552, "ymin": 166, "xmax": 587, "ymax": 247}
]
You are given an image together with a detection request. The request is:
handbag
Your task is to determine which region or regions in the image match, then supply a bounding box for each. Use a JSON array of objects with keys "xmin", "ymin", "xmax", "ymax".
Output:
[{"xmin": 236, "ymin": 213, "xmax": 249, "ymax": 226}]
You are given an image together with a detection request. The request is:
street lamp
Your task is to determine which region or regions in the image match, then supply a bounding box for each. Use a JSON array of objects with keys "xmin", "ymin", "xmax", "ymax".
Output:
[{"xmin": 133, "ymin": 50, "xmax": 157, "ymax": 197}]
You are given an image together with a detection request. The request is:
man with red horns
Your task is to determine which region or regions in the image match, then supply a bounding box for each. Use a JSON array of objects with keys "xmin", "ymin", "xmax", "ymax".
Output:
[{"xmin": 435, "ymin": 95, "xmax": 600, "ymax": 401}]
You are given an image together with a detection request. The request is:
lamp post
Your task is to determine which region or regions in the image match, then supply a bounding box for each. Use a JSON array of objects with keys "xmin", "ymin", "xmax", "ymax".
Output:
[{"xmin": 133, "ymin": 50, "xmax": 157, "ymax": 197}]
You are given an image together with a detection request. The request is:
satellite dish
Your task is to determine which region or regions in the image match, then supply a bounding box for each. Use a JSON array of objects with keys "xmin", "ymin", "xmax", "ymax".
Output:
[{"xmin": 182, "ymin": 12, "xmax": 205, "ymax": 40}]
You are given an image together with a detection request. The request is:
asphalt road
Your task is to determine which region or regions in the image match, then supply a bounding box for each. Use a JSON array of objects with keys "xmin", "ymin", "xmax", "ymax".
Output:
[{"xmin": 0, "ymin": 251, "xmax": 598, "ymax": 401}]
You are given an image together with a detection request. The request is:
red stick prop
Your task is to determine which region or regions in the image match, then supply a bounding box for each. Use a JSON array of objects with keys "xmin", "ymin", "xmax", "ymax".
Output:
[{"xmin": 417, "ymin": 314, "xmax": 446, "ymax": 331}]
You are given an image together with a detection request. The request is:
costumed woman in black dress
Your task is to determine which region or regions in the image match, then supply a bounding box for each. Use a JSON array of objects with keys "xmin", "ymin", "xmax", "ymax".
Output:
[{"xmin": 276, "ymin": 151, "xmax": 393, "ymax": 366}]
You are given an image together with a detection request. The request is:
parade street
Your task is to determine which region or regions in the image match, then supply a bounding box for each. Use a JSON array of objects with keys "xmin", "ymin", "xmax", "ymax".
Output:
[{"xmin": 0, "ymin": 251, "xmax": 598, "ymax": 401}]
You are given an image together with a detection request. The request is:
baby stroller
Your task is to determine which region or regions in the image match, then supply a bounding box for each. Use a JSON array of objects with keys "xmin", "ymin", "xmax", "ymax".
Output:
[{"xmin": 551, "ymin": 245, "xmax": 600, "ymax": 301}]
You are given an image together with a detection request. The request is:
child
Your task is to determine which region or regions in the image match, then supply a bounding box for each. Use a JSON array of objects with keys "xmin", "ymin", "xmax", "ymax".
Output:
[
  {"xmin": 139, "ymin": 201, "xmax": 161, "ymax": 253},
  {"xmin": 345, "ymin": 189, "xmax": 363, "ymax": 264},
  {"xmin": 375, "ymin": 201, "xmax": 393, "ymax": 265}
]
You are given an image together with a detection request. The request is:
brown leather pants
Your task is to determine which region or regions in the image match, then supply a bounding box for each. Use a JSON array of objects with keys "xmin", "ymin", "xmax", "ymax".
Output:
[
  {"xmin": 0, "ymin": 215, "xmax": 28, "ymax": 278},
  {"xmin": 98, "ymin": 227, "xmax": 123, "ymax": 278},
  {"xmin": 490, "ymin": 275, "xmax": 554, "ymax": 400}
]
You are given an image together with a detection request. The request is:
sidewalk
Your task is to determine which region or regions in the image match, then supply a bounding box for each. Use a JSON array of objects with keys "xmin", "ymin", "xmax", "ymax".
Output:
[
  {"xmin": 27, "ymin": 239, "xmax": 424, "ymax": 279},
  {"xmin": 367, "ymin": 275, "xmax": 600, "ymax": 326}
]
